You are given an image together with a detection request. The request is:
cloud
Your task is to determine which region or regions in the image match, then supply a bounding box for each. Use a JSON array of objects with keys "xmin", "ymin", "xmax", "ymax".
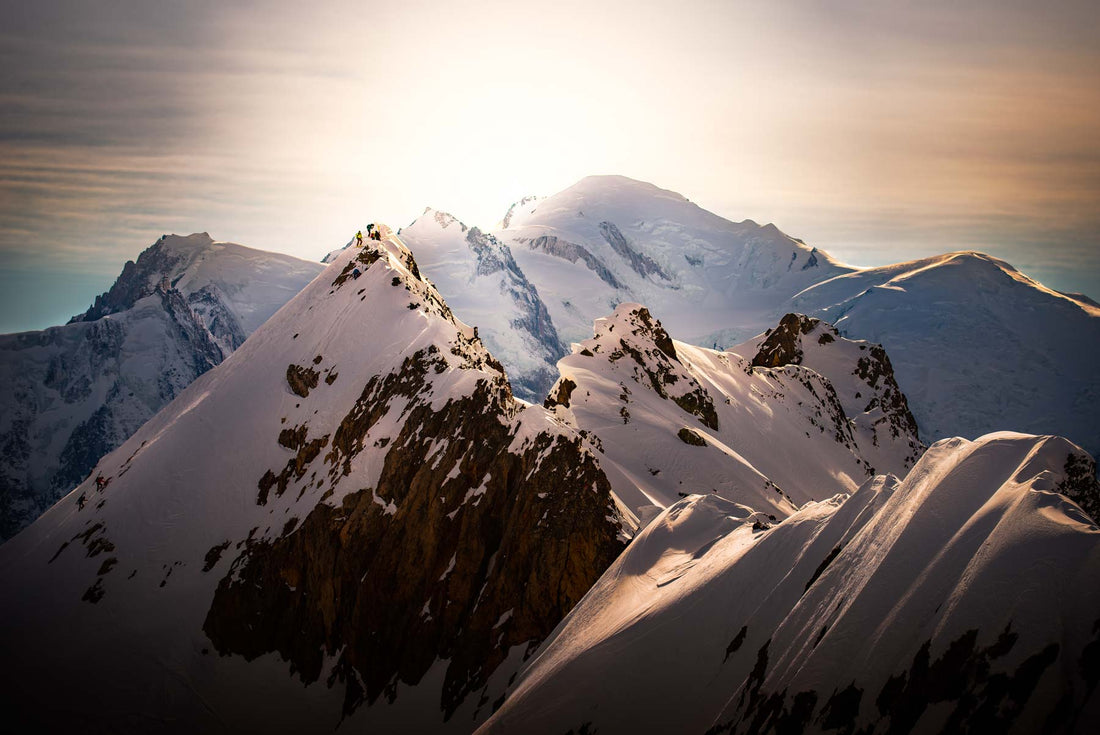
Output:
[{"xmin": 1, "ymin": 0, "xmax": 1099, "ymax": 333}]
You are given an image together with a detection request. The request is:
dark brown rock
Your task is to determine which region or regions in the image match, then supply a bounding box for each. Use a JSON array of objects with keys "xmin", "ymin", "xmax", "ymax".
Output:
[
  {"xmin": 545, "ymin": 378, "xmax": 577, "ymax": 409},
  {"xmin": 678, "ymin": 427, "xmax": 707, "ymax": 446},
  {"xmin": 286, "ymin": 364, "xmax": 320, "ymax": 398},
  {"xmin": 751, "ymin": 313, "xmax": 818, "ymax": 369},
  {"xmin": 205, "ymin": 329, "xmax": 627, "ymax": 721}
]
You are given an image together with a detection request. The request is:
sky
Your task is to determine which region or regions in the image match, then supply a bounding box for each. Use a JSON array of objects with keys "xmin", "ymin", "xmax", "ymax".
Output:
[{"xmin": 1, "ymin": 0, "xmax": 1099, "ymax": 333}]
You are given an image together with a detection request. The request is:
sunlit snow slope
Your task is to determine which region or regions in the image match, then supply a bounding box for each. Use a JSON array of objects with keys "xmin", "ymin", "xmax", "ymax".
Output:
[
  {"xmin": 480, "ymin": 432, "xmax": 1100, "ymax": 735},
  {"xmin": 543, "ymin": 305, "xmax": 923, "ymax": 526}
]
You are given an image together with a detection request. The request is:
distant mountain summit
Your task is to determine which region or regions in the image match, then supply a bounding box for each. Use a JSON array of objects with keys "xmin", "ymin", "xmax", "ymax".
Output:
[
  {"xmin": 0, "ymin": 234, "xmax": 322, "ymax": 539},
  {"xmin": 401, "ymin": 175, "xmax": 1100, "ymax": 457},
  {"xmin": 787, "ymin": 250, "xmax": 1100, "ymax": 457},
  {"xmin": 398, "ymin": 208, "xmax": 567, "ymax": 400}
]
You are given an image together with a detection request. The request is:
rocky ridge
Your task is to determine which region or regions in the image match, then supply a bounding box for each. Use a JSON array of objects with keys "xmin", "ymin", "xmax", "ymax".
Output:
[
  {"xmin": 0, "ymin": 229, "xmax": 629, "ymax": 733},
  {"xmin": 541, "ymin": 305, "xmax": 924, "ymax": 524}
]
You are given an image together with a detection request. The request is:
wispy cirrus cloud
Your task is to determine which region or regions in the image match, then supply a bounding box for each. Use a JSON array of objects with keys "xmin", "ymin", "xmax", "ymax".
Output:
[{"xmin": 2, "ymin": 0, "xmax": 1099, "ymax": 331}]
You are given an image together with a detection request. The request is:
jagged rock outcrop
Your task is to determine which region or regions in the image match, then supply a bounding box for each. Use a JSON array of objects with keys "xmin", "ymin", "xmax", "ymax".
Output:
[
  {"xmin": 519, "ymin": 234, "xmax": 625, "ymax": 289},
  {"xmin": 544, "ymin": 305, "xmax": 925, "ymax": 522},
  {"xmin": 751, "ymin": 312, "xmax": 817, "ymax": 368},
  {"xmin": 744, "ymin": 313, "xmax": 924, "ymax": 472},
  {"xmin": 465, "ymin": 227, "xmax": 567, "ymax": 381},
  {"xmin": 598, "ymin": 221, "xmax": 669, "ymax": 281},
  {"xmin": 499, "ymin": 195, "xmax": 540, "ymax": 230}
]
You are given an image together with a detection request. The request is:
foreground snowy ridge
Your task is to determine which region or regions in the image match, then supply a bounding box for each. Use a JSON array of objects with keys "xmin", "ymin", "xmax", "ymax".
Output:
[{"xmin": 480, "ymin": 432, "xmax": 1100, "ymax": 735}]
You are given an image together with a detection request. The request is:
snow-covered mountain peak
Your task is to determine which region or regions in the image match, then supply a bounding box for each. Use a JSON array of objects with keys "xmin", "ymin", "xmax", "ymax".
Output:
[
  {"xmin": 1, "ymin": 233, "xmax": 321, "ymax": 540},
  {"xmin": 489, "ymin": 175, "xmax": 852, "ymax": 349},
  {"xmin": 498, "ymin": 195, "xmax": 542, "ymax": 230},
  {"xmin": 788, "ymin": 245, "xmax": 1100, "ymax": 456},
  {"xmin": 544, "ymin": 305, "xmax": 923, "ymax": 525},
  {"xmin": 413, "ymin": 207, "xmax": 468, "ymax": 233},
  {"xmin": 584, "ymin": 302, "xmax": 680, "ymax": 360},
  {"xmin": 731, "ymin": 312, "xmax": 924, "ymax": 472},
  {"xmin": 0, "ymin": 225, "xmax": 630, "ymax": 731},
  {"xmin": 73, "ymin": 231, "xmax": 322, "ymax": 339}
]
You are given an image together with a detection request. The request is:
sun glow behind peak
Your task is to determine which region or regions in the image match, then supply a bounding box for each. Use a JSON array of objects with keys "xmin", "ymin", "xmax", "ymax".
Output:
[{"xmin": 2, "ymin": 0, "xmax": 1099, "ymax": 332}]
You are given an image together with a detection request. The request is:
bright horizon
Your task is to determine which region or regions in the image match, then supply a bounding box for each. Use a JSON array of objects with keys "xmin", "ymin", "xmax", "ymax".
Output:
[{"xmin": 2, "ymin": 0, "xmax": 1099, "ymax": 332}]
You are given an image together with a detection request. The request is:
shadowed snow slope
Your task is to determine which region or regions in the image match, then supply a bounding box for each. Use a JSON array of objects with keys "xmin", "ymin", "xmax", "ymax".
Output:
[
  {"xmin": 479, "ymin": 432, "xmax": 1100, "ymax": 735},
  {"xmin": 0, "ymin": 234, "xmax": 322, "ymax": 540},
  {"xmin": 543, "ymin": 305, "xmax": 923, "ymax": 526},
  {"xmin": 0, "ymin": 230, "xmax": 628, "ymax": 734}
]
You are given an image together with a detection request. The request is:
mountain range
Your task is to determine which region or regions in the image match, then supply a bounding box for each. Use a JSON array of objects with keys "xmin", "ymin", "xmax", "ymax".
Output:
[
  {"xmin": 0, "ymin": 175, "xmax": 1097, "ymax": 734},
  {"xmin": 399, "ymin": 175, "xmax": 1099, "ymax": 460}
]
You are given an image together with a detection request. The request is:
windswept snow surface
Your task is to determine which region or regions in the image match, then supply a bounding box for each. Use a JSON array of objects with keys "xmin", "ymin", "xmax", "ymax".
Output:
[
  {"xmin": 0, "ymin": 234, "xmax": 322, "ymax": 539},
  {"xmin": 479, "ymin": 432, "xmax": 1100, "ymax": 735},
  {"xmin": 545, "ymin": 304, "xmax": 922, "ymax": 524}
]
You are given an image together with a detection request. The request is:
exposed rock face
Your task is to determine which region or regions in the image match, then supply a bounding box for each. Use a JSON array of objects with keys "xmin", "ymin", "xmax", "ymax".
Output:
[
  {"xmin": 71, "ymin": 236, "xmax": 192, "ymax": 323},
  {"xmin": 590, "ymin": 306, "xmax": 718, "ymax": 430},
  {"xmin": 852, "ymin": 344, "xmax": 921, "ymax": 456},
  {"xmin": 544, "ymin": 377, "xmax": 577, "ymax": 410},
  {"xmin": 520, "ymin": 235, "xmax": 625, "ymax": 289},
  {"xmin": 202, "ymin": 237, "xmax": 629, "ymax": 722},
  {"xmin": 750, "ymin": 312, "xmax": 816, "ymax": 368},
  {"xmin": 1057, "ymin": 451, "xmax": 1100, "ymax": 522},
  {"xmin": 285, "ymin": 363, "xmax": 320, "ymax": 398},
  {"xmin": 748, "ymin": 313, "xmax": 923, "ymax": 472},
  {"xmin": 499, "ymin": 195, "xmax": 540, "ymax": 230},
  {"xmin": 678, "ymin": 427, "xmax": 707, "ymax": 446},
  {"xmin": 465, "ymin": 227, "xmax": 568, "ymax": 397},
  {"xmin": 598, "ymin": 221, "xmax": 669, "ymax": 281},
  {"xmin": 186, "ymin": 284, "xmax": 248, "ymax": 355}
]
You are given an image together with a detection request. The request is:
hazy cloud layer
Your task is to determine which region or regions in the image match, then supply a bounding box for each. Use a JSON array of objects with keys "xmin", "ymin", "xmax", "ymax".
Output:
[{"xmin": 2, "ymin": 0, "xmax": 1098, "ymax": 331}]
